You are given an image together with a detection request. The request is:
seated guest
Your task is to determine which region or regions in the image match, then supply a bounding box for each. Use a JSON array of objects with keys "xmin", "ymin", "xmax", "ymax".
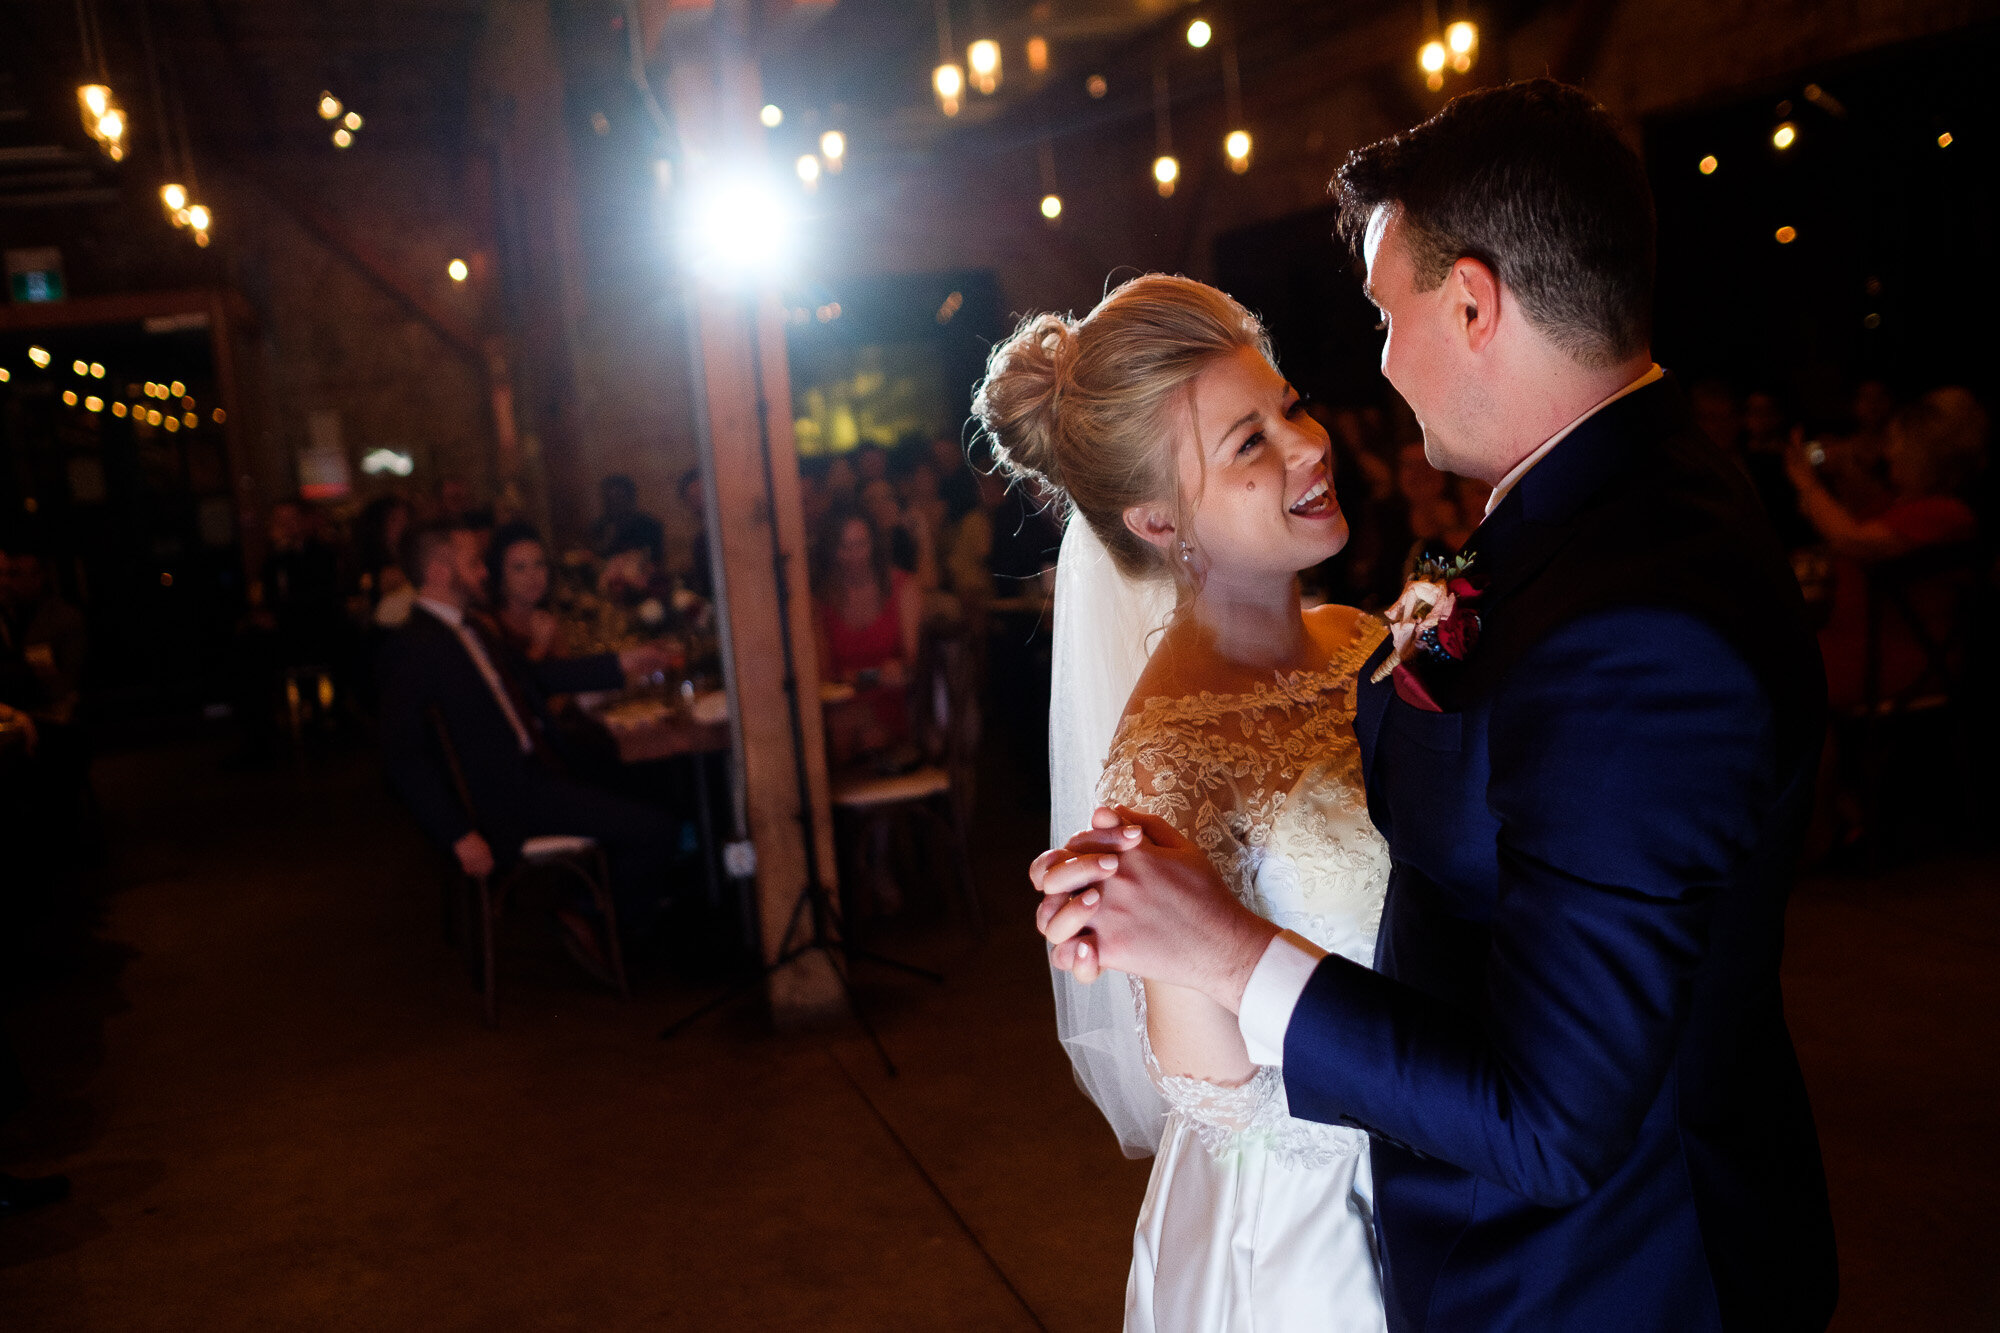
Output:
[
  {"xmin": 379, "ymin": 521, "xmax": 678, "ymax": 976},
  {"xmin": 1788, "ymin": 387, "xmax": 1988, "ymax": 711},
  {"xmin": 861, "ymin": 477, "xmax": 938, "ymax": 591},
  {"xmin": 487, "ymin": 521, "xmax": 570, "ymax": 662},
  {"xmin": 0, "ymin": 549, "xmax": 86, "ymax": 722},
  {"xmin": 813, "ymin": 507, "xmax": 920, "ymax": 765},
  {"xmin": 586, "ymin": 474, "xmax": 665, "ymax": 566}
]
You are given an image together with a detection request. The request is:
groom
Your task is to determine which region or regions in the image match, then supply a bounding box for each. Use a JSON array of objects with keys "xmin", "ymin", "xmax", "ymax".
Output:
[{"xmin": 1035, "ymin": 81, "xmax": 1837, "ymax": 1331}]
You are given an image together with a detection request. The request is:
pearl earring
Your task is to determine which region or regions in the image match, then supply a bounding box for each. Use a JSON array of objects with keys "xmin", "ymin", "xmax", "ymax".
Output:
[{"xmin": 1178, "ymin": 539, "xmax": 1192, "ymax": 563}]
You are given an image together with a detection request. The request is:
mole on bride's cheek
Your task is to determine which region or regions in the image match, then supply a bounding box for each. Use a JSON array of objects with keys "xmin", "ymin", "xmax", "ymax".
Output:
[{"xmin": 1245, "ymin": 481, "xmax": 1256, "ymax": 491}]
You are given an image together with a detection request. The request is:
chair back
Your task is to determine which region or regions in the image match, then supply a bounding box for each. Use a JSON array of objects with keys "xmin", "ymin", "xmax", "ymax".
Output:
[
  {"xmin": 916, "ymin": 627, "xmax": 981, "ymax": 799},
  {"xmin": 1858, "ymin": 542, "xmax": 1982, "ymax": 714}
]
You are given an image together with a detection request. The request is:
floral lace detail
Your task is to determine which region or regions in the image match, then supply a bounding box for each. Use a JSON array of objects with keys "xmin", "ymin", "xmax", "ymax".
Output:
[{"xmin": 1101, "ymin": 616, "xmax": 1391, "ymax": 1170}]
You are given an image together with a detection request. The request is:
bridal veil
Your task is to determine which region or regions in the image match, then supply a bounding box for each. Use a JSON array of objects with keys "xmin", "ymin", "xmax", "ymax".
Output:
[{"xmin": 1048, "ymin": 511, "xmax": 1176, "ymax": 1157}]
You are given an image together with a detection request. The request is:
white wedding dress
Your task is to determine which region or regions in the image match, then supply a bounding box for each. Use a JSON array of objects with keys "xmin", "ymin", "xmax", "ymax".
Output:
[{"xmin": 1099, "ymin": 613, "xmax": 1393, "ymax": 1333}]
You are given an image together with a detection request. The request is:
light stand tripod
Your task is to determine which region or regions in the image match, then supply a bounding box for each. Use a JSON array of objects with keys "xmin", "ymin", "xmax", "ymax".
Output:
[{"xmin": 660, "ymin": 291, "xmax": 940, "ymax": 1076}]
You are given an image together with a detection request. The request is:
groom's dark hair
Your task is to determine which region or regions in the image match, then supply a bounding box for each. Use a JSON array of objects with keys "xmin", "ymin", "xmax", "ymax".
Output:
[{"xmin": 1333, "ymin": 79, "xmax": 1655, "ymax": 368}]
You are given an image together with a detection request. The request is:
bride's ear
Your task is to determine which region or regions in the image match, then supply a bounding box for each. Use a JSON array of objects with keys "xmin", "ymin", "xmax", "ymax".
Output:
[{"xmin": 1123, "ymin": 504, "xmax": 1177, "ymax": 555}]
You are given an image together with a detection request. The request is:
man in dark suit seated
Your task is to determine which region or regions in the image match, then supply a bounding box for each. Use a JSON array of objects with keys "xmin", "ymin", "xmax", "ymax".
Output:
[{"xmin": 378, "ymin": 521, "xmax": 677, "ymax": 979}]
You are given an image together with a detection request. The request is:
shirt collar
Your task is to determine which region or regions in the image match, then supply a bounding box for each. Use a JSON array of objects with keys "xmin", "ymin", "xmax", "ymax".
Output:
[
  {"xmin": 415, "ymin": 595, "xmax": 465, "ymax": 628},
  {"xmin": 1484, "ymin": 363, "xmax": 1664, "ymax": 518}
]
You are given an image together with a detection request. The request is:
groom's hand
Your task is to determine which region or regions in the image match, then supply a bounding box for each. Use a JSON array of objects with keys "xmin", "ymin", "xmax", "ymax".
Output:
[{"xmin": 1031, "ymin": 806, "xmax": 1278, "ymax": 1014}]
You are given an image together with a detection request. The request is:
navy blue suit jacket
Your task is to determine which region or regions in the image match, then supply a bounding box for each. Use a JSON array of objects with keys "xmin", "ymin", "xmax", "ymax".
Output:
[{"xmin": 1283, "ymin": 378, "xmax": 1838, "ymax": 1330}]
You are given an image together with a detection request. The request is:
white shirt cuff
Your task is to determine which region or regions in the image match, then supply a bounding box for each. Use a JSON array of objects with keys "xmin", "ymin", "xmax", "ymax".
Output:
[{"xmin": 1238, "ymin": 930, "xmax": 1327, "ymax": 1067}]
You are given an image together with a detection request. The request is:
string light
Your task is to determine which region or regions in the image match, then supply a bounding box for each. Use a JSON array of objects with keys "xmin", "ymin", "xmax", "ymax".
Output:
[
  {"xmin": 760, "ymin": 104, "xmax": 783, "ymax": 128},
  {"xmin": 212, "ymin": 408, "xmax": 226, "ymax": 423},
  {"xmin": 819, "ymin": 130, "xmax": 845, "ymax": 173},
  {"xmin": 85, "ymin": 396, "xmax": 103, "ymax": 412},
  {"xmin": 1445, "ymin": 21, "xmax": 1478, "ymax": 72},
  {"xmin": 1186, "ymin": 19, "xmax": 1212, "ymax": 48},
  {"xmin": 342, "ymin": 111, "xmax": 362, "ymax": 131},
  {"xmin": 1699, "ymin": 155, "xmax": 1719, "ymax": 174},
  {"xmin": 78, "ymin": 85, "xmax": 128, "ymax": 160},
  {"xmin": 318, "ymin": 92, "xmax": 342, "ymax": 120},
  {"xmin": 185, "ymin": 206, "xmax": 209, "ymax": 233},
  {"xmin": 1775, "ymin": 225, "xmax": 1798, "ymax": 244},
  {"xmin": 968, "ymin": 39, "xmax": 1001, "ymax": 95},
  {"xmin": 0, "ymin": 369, "xmax": 8, "ymax": 383},
  {"xmin": 933, "ymin": 63, "xmax": 965, "ymax": 116},
  {"xmin": 1153, "ymin": 155, "xmax": 1180, "ymax": 196},
  {"xmin": 332, "ymin": 128, "xmax": 353, "ymax": 148},
  {"xmin": 1937, "ymin": 131, "xmax": 1953, "ymax": 148},
  {"xmin": 1419, "ymin": 41, "xmax": 1447, "ymax": 91},
  {"xmin": 1772, "ymin": 123, "xmax": 1797, "ymax": 149},
  {"xmin": 1041, "ymin": 193, "xmax": 1062, "ymax": 220},
  {"xmin": 63, "ymin": 390, "xmax": 78, "ymax": 406},
  {"xmin": 28, "ymin": 347, "xmax": 51, "ymax": 368},
  {"xmin": 171, "ymin": 380, "xmax": 185, "ymax": 397},
  {"xmin": 1086, "ymin": 74, "xmax": 1107, "ymax": 99},
  {"xmin": 73, "ymin": 360, "xmax": 90, "ymax": 376},
  {"xmin": 1026, "ymin": 37, "xmax": 1049, "ymax": 73},
  {"xmin": 796, "ymin": 154, "xmax": 821, "ymax": 190},
  {"xmin": 447, "ymin": 258, "xmax": 469, "ymax": 282},
  {"xmin": 113, "ymin": 401, "xmax": 127, "ymax": 416},
  {"xmin": 1225, "ymin": 130, "xmax": 1252, "ymax": 173},
  {"xmin": 161, "ymin": 183, "xmax": 188, "ymax": 221},
  {"xmin": 90, "ymin": 362, "xmax": 104, "ymax": 378}
]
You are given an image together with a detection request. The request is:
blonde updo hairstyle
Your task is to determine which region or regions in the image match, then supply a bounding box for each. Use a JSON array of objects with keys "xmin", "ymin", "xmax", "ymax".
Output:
[{"xmin": 972, "ymin": 274, "xmax": 1275, "ymax": 589}]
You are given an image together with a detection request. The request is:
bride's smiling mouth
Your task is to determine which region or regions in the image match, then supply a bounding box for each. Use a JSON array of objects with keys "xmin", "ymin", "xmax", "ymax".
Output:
[{"xmin": 1288, "ymin": 466, "xmax": 1337, "ymax": 519}]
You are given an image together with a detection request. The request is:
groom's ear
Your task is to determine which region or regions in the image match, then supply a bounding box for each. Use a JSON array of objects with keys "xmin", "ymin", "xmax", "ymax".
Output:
[
  {"xmin": 1123, "ymin": 504, "xmax": 1177, "ymax": 554},
  {"xmin": 1450, "ymin": 256, "xmax": 1502, "ymax": 354}
]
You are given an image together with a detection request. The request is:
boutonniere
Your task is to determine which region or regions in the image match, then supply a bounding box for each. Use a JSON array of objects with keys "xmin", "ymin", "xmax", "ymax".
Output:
[{"xmin": 1370, "ymin": 553, "xmax": 1484, "ymax": 692}]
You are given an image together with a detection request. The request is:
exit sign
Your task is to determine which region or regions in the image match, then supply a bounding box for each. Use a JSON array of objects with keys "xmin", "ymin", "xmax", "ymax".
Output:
[{"xmin": 5, "ymin": 248, "xmax": 65, "ymax": 303}]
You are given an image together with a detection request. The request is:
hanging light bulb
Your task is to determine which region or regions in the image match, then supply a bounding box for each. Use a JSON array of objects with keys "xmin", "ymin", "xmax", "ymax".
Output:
[
  {"xmin": 1153, "ymin": 155, "xmax": 1180, "ymax": 197},
  {"xmin": 968, "ymin": 40, "xmax": 1001, "ymax": 95},
  {"xmin": 97, "ymin": 107, "xmax": 126, "ymax": 158},
  {"xmin": 318, "ymin": 92, "xmax": 343, "ymax": 120},
  {"xmin": 933, "ymin": 63, "xmax": 964, "ymax": 116},
  {"xmin": 760, "ymin": 104, "xmax": 783, "ymax": 128},
  {"xmin": 1225, "ymin": 130, "xmax": 1252, "ymax": 173},
  {"xmin": 332, "ymin": 127, "xmax": 353, "ymax": 148},
  {"xmin": 161, "ymin": 183, "xmax": 187, "ymax": 217},
  {"xmin": 1040, "ymin": 193, "xmax": 1063, "ymax": 221},
  {"xmin": 447, "ymin": 258, "xmax": 469, "ymax": 282},
  {"xmin": 1419, "ymin": 40, "xmax": 1447, "ymax": 90},
  {"xmin": 79, "ymin": 84, "xmax": 111, "ymax": 123},
  {"xmin": 1445, "ymin": 21, "xmax": 1478, "ymax": 73},
  {"xmin": 28, "ymin": 347, "xmax": 51, "ymax": 368},
  {"xmin": 796, "ymin": 153, "xmax": 821, "ymax": 191},
  {"xmin": 1026, "ymin": 37, "xmax": 1049, "ymax": 73},
  {"xmin": 819, "ymin": 130, "xmax": 846, "ymax": 173},
  {"xmin": 1186, "ymin": 19, "xmax": 1212, "ymax": 48},
  {"xmin": 186, "ymin": 205, "xmax": 210, "ymax": 232}
]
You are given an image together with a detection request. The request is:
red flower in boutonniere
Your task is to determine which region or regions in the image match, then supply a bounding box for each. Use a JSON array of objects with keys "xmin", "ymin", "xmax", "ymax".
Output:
[{"xmin": 1371, "ymin": 553, "xmax": 1484, "ymax": 702}]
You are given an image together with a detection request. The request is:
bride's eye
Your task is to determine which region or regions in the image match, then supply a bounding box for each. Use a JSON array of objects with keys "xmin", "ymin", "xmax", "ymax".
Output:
[{"xmin": 1237, "ymin": 432, "xmax": 1264, "ymax": 457}]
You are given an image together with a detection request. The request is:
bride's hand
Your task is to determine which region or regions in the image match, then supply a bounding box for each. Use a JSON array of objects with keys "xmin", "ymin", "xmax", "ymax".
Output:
[{"xmin": 1035, "ymin": 806, "xmax": 1278, "ymax": 1012}]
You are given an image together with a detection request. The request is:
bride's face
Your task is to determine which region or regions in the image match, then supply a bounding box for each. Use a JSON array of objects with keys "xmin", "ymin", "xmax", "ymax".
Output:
[{"xmin": 1171, "ymin": 345, "xmax": 1347, "ymax": 582}]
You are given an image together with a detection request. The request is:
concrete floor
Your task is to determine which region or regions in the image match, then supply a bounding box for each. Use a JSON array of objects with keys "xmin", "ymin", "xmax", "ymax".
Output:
[{"xmin": 0, "ymin": 740, "xmax": 1994, "ymax": 1330}]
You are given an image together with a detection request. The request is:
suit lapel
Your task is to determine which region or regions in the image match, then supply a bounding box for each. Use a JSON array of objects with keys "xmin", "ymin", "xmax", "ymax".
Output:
[{"xmin": 1356, "ymin": 636, "xmax": 1395, "ymax": 781}]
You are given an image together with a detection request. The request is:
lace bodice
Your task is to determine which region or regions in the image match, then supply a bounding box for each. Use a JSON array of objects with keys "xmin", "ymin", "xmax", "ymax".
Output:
[{"xmin": 1100, "ymin": 615, "xmax": 1391, "ymax": 1168}]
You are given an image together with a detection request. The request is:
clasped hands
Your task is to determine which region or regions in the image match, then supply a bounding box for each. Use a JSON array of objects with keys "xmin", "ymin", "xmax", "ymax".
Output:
[{"xmin": 1031, "ymin": 806, "xmax": 1278, "ymax": 1014}]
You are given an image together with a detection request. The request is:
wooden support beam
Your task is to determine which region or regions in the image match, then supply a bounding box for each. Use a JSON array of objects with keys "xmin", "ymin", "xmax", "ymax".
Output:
[{"xmin": 667, "ymin": 31, "xmax": 844, "ymax": 1024}]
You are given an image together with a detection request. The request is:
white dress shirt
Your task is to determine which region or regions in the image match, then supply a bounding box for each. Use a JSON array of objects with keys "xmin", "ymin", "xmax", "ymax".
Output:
[
  {"xmin": 1237, "ymin": 362, "xmax": 1665, "ymax": 1068},
  {"xmin": 416, "ymin": 596, "xmax": 537, "ymax": 755}
]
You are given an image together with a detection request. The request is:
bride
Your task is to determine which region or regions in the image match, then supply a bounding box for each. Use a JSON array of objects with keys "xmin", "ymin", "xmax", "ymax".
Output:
[{"xmin": 974, "ymin": 274, "xmax": 1391, "ymax": 1332}]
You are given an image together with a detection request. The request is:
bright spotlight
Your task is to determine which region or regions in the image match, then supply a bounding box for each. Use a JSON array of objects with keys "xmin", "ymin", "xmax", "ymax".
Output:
[
  {"xmin": 681, "ymin": 174, "xmax": 799, "ymax": 284},
  {"xmin": 1186, "ymin": 19, "xmax": 1212, "ymax": 48},
  {"xmin": 760, "ymin": 104, "xmax": 783, "ymax": 128}
]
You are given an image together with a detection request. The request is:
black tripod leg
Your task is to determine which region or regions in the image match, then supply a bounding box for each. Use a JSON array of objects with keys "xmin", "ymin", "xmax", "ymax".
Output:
[
  {"xmin": 823, "ymin": 950, "xmax": 900, "ymax": 1078},
  {"xmin": 658, "ymin": 976, "xmax": 760, "ymax": 1039}
]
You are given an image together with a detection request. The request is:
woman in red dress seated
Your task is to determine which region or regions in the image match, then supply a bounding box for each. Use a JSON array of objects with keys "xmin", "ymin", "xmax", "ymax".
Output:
[
  {"xmin": 813, "ymin": 506, "xmax": 921, "ymax": 767},
  {"xmin": 1788, "ymin": 387, "xmax": 1988, "ymax": 712}
]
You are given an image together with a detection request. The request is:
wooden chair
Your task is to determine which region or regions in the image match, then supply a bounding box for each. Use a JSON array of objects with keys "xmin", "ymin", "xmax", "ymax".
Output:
[
  {"xmin": 830, "ymin": 629, "xmax": 986, "ymax": 937},
  {"xmin": 427, "ymin": 709, "xmax": 629, "ymax": 1026}
]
